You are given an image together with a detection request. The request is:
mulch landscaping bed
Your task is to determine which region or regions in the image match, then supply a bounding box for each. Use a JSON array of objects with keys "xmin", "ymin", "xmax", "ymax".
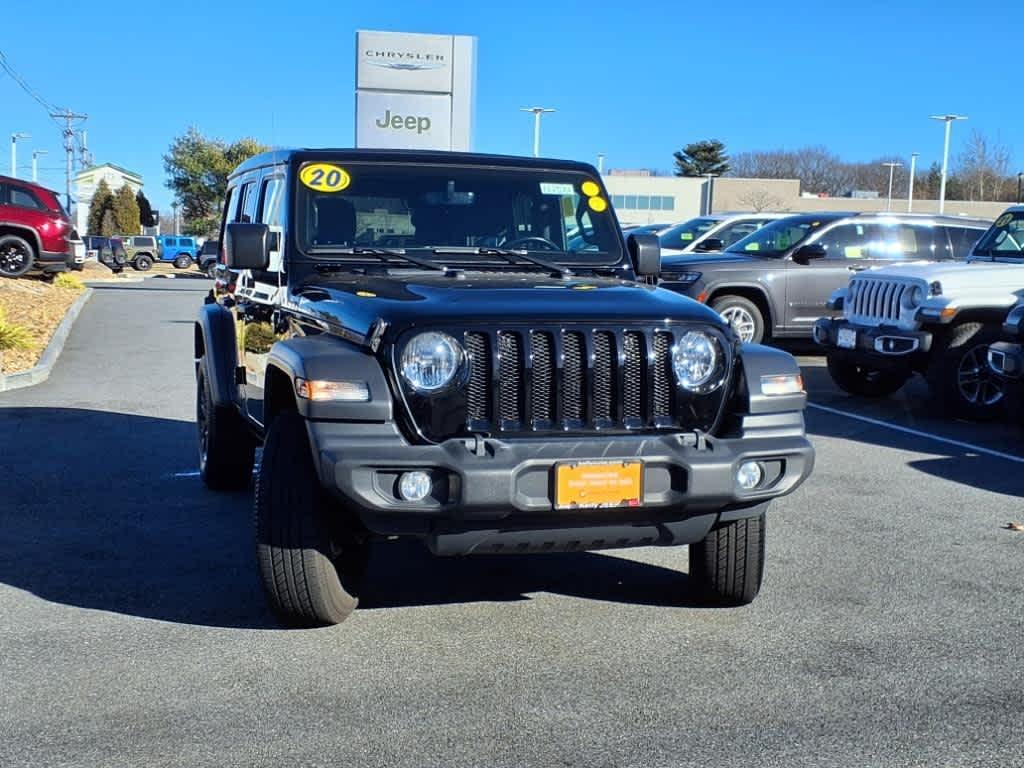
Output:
[{"xmin": 0, "ymin": 275, "xmax": 85, "ymax": 374}]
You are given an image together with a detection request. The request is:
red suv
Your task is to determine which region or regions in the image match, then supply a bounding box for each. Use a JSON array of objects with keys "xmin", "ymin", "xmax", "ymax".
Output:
[{"xmin": 0, "ymin": 175, "xmax": 74, "ymax": 278}]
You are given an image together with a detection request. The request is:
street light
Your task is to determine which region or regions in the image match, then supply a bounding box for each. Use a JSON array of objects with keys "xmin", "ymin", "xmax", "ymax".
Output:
[
  {"xmin": 929, "ymin": 114, "xmax": 968, "ymax": 214},
  {"xmin": 31, "ymin": 149, "xmax": 48, "ymax": 183},
  {"xmin": 703, "ymin": 173, "xmax": 719, "ymax": 215},
  {"xmin": 10, "ymin": 132, "xmax": 30, "ymax": 178},
  {"xmin": 882, "ymin": 162, "xmax": 902, "ymax": 212},
  {"xmin": 907, "ymin": 152, "xmax": 919, "ymax": 213},
  {"xmin": 597, "ymin": 153, "xmax": 606, "ymax": 175},
  {"xmin": 520, "ymin": 107, "xmax": 555, "ymax": 157},
  {"xmin": 171, "ymin": 202, "xmax": 179, "ymax": 236},
  {"xmin": 1017, "ymin": 172, "xmax": 1022, "ymax": 204}
]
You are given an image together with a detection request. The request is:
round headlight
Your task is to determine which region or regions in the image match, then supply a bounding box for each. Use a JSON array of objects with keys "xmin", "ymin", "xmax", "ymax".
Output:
[
  {"xmin": 400, "ymin": 332, "xmax": 465, "ymax": 394},
  {"xmin": 672, "ymin": 330, "xmax": 725, "ymax": 393},
  {"xmin": 902, "ymin": 285, "xmax": 925, "ymax": 309}
]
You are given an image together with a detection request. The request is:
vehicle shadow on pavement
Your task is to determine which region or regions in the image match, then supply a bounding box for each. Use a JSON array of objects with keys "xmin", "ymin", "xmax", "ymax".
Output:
[
  {"xmin": 0, "ymin": 406, "xmax": 709, "ymax": 629},
  {"xmin": 360, "ymin": 539, "xmax": 708, "ymax": 611},
  {"xmin": 0, "ymin": 406, "xmax": 277, "ymax": 630}
]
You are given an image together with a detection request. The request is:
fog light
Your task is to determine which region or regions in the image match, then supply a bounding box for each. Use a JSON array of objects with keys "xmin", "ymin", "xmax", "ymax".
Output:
[
  {"xmin": 398, "ymin": 471, "xmax": 432, "ymax": 502},
  {"xmin": 736, "ymin": 461, "xmax": 763, "ymax": 490}
]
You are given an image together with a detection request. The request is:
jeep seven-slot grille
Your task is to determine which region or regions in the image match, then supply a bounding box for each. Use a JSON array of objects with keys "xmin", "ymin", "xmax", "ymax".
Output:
[
  {"xmin": 462, "ymin": 327, "xmax": 691, "ymax": 434},
  {"xmin": 846, "ymin": 278, "xmax": 909, "ymax": 325}
]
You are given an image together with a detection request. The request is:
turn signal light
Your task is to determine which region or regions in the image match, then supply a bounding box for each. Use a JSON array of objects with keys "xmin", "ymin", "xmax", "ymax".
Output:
[
  {"xmin": 760, "ymin": 373, "xmax": 804, "ymax": 396},
  {"xmin": 295, "ymin": 378, "xmax": 370, "ymax": 402}
]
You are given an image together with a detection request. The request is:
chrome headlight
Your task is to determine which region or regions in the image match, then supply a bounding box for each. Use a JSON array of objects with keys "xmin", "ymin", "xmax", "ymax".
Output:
[
  {"xmin": 672, "ymin": 330, "xmax": 726, "ymax": 393},
  {"xmin": 902, "ymin": 285, "xmax": 925, "ymax": 309},
  {"xmin": 400, "ymin": 332, "xmax": 465, "ymax": 394}
]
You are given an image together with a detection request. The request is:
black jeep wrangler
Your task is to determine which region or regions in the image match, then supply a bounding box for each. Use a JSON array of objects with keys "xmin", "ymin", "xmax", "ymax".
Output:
[{"xmin": 195, "ymin": 149, "xmax": 814, "ymax": 627}]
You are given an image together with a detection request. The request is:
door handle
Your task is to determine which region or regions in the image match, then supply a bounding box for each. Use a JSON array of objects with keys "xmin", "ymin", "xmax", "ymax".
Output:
[{"xmin": 847, "ymin": 265, "xmax": 868, "ymax": 272}]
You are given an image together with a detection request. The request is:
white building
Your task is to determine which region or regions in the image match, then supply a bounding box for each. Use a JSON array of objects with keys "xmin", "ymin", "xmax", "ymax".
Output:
[{"xmin": 72, "ymin": 163, "xmax": 144, "ymax": 235}]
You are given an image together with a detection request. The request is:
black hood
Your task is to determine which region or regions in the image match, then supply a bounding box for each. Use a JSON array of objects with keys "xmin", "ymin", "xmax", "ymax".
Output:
[{"xmin": 291, "ymin": 270, "xmax": 727, "ymax": 344}]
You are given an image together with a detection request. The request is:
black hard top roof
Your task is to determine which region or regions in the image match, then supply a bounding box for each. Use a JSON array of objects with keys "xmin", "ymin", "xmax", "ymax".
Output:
[{"xmin": 230, "ymin": 148, "xmax": 599, "ymax": 178}]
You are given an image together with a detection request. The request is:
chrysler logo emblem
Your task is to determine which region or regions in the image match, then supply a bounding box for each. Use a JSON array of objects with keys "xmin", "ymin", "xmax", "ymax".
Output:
[
  {"xmin": 365, "ymin": 59, "xmax": 445, "ymax": 71},
  {"xmin": 363, "ymin": 50, "xmax": 446, "ymax": 71}
]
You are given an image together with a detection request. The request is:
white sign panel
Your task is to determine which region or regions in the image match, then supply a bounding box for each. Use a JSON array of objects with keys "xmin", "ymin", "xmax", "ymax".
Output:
[
  {"xmin": 357, "ymin": 30, "xmax": 453, "ymax": 94},
  {"xmin": 356, "ymin": 91, "xmax": 453, "ymax": 151}
]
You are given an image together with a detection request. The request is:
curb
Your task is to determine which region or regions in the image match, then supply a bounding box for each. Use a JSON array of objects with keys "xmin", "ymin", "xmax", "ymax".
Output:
[{"xmin": 0, "ymin": 287, "xmax": 94, "ymax": 393}]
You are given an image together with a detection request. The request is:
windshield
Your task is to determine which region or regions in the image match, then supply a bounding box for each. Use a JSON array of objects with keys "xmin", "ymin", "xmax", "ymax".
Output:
[
  {"xmin": 295, "ymin": 162, "xmax": 623, "ymax": 265},
  {"xmin": 972, "ymin": 211, "xmax": 1024, "ymax": 259},
  {"xmin": 725, "ymin": 216, "xmax": 830, "ymax": 256},
  {"xmin": 658, "ymin": 217, "xmax": 719, "ymax": 250}
]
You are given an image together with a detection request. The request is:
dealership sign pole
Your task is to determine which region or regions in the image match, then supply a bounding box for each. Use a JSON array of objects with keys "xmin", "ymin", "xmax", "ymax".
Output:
[{"xmin": 355, "ymin": 30, "xmax": 477, "ymax": 151}]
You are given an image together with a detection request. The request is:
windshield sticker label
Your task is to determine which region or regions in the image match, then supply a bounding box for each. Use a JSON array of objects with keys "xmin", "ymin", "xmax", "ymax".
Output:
[
  {"xmin": 587, "ymin": 196, "xmax": 608, "ymax": 213},
  {"xmin": 996, "ymin": 213, "xmax": 1013, "ymax": 227},
  {"xmin": 540, "ymin": 182, "xmax": 575, "ymax": 196},
  {"xmin": 681, "ymin": 233, "xmax": 694, "ymax": 241},
  {"xmin": 580, "ymin": 180, "xmax": 601, "ymax": 197},
  {"xmin": 300, "ymin": 163, "xmax": 351, "ymax": 193}
]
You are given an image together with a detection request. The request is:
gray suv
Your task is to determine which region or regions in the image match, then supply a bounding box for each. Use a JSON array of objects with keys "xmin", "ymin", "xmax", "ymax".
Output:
[{"xmin": 659, "ymin": 213, "xmax": 990, "ymax": 343}]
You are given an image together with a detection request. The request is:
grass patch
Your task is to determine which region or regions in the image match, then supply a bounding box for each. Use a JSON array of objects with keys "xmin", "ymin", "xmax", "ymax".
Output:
[{"xmin": 54, "ymin": 273, "xmax": 85, "ymax": 291}]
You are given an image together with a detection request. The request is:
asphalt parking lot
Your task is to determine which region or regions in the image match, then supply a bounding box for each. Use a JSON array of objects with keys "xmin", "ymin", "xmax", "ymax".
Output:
[{"xmin": 1, "ymin": 279, "xmax": 1022, "ymax": 767}]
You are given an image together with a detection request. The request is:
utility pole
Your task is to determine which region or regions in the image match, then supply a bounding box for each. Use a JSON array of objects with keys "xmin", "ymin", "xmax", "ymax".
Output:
[
  {"xmin": 597, "ymin": 153, "xmax": 606, "ymax": 175},
  {"xmin": 32, "ymin": 149, "xmax": 48, "ymax": 182},
  {"xmin": 1017, "ymin": 172, "xmax": 1022, "ymax": 204},
  {"xmin": 703, "ymin": 173, "xmax": 719, "ymax": 215},
  {"xmin": 171, "ymin": 202, "xmax": 180, "ymax": 236},
  {"xmin": 907, "ymin": 152, "xmax": 919, "ymax": 212},
  {"xmin": 50, "ymin": 109, "xmax": 88, "ymax": 213},
  {"xmin": 10, "ymin": 132, "xmax": 30, "ymax": 178},
  {"xmin": 929, "ymin": 114, "xmax": 967, "ymax": 214},
  {"xmin": 520, "ymin": 107, "xmax": 555, "ymax": 157},
  {"xmin": 882, "ymin": 162, "xmax": 902, "ymax": 212}
]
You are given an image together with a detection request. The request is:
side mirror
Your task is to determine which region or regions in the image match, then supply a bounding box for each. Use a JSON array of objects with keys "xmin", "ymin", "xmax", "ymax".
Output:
[
  {"xmin": 225, "ymin": 222, "xmax": 270, "ymax": 270},
  {"xmin": 695, "ymin": 237, "xmax": 724, "ymax": 252},
  {"xmin": 792, "ymin": 243, "xmax": 827, "ymax": 265},
  {"xmin": 627, "ymin": 233, "xmax": 661, "ymax": 277}
]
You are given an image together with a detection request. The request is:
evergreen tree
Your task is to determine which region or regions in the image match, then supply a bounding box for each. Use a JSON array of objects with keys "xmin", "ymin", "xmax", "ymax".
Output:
[
  {"xmin": 111, "ymin": 185, "xmax": 141, "ymax": 235},
  {"xmin": 100, "ymin": 209, "xmax": 116, "ymax": 237},
  {"xmin": 673, "ymin": 140, "xmax": 731, "ymax": 177},
  {"xmin": 135, "ymin": 189, "xmax": 156, "ymax": 228},
  {"xmin": 87, "ymin": 179, "xmax": 115, "ymax": 235}
]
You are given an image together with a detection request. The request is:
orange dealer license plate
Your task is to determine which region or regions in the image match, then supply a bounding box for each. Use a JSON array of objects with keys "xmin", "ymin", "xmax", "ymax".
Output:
[{"xmin": 555, "ymin": 460, "xmax": 644, "ymax": 510}]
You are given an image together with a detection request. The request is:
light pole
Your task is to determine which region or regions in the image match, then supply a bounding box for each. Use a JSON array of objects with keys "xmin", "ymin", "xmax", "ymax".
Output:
[
  {"xmin": 597, "ymin": 153, "xmax": 605, "ymax": 175},
  {"xmin": 171, "ymin": 202, "xmax": 180, "ymax": 236},
  {"xmin": 703, "ymin": 173, "xmax": 719, "ymax": 215},
  {"xmin": 929, "ymin": 114, "xmax": 967, "ymax": 214},
  {"xmin": 10, "ymin": 132, "xmax": 30, "ymax": 178},
  {"xmin": 520, "ymin": 107, "xmax": 555, "ymax": 157},
  {"xmin": 1017, "ymin": 172, "xmax": 1022, "ymax": 204},
  {"xmin": 882, "ymin": 162, "xmax": 902, "ymax": 212},
  {"xmin": 31, "ymin": 149, "xmax": 48, "ymax": 183},
  {"xmin": 907, "ymin": 152, "xmax": 919, "ymax": 212}
]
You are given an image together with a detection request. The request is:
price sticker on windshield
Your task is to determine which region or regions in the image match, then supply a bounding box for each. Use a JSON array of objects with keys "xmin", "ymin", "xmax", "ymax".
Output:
[
  {"xmin": 996, "ymin": 213, "xmax": 1013, "ymax": 227},
  {"xmin": 300, "ymin": 163, "xmax": 351, "ymax": 193}
]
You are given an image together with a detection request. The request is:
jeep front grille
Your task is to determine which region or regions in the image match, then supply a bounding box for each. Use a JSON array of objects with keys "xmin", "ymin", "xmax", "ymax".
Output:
[
  {"xmin": 846, "ymin": 277, "xmax": 909, "ymax": 325},
  {"xmin": 449, "ymin": 326, "xmax": 727, "ymax": 436}
]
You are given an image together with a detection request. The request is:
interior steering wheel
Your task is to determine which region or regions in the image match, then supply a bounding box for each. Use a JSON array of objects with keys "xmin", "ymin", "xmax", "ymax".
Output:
[{"xmin": 503, "ymin": 236, "xmax": 561, "ymax": 251}]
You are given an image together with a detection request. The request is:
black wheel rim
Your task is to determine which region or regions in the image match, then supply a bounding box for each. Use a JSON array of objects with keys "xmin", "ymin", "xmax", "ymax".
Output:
[{"xmin": 0, "ymin": 242, "xmax": 30, "ymax": 274}]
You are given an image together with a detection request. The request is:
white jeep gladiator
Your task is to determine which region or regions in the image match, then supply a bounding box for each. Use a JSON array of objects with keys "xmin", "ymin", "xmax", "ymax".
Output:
[{"xmin": 813, "ymin": 207, "xmax": 1024, "ymax": 420}]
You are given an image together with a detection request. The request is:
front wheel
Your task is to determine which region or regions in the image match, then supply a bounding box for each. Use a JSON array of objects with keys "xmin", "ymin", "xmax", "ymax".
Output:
[
  {"xmin": 826, "ymin": 355, "xmax": 909, "ymax": 398},
  {"xmin": 134, "ymin": 254, "xmax": 153, "ymax": 271},
  {"xmin": 689, "ymin": 514, "xmax": 766, "ymax": 605},
  {"xmin": 926, "ymin": 323, "xmax": 1005, "ymax": 421},
  {"xmin": 256, "ymin": 411, "xmax": 368, "ymax": 627},
  {"xmin": 711, "ymin": 295, "xmax": 765, "ymax": 344}
]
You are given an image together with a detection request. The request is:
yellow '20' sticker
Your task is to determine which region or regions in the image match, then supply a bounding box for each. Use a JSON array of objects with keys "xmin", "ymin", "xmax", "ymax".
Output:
[{"xmin": 300, "ymin": 163, "xmax": 351, "ymax": 192}]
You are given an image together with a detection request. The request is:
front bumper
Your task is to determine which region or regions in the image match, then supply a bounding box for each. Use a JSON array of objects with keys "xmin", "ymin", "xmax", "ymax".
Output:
[
  {"xmin": 308, "ymin": 418, "xmax": 814, "ymax": 550},
  {"xmin": 814, "ymin": 317, "xmax": 933, "ymax": 367},
  {"xmin": 989, "ymin": 342, "xmax": 1024, "ymax": 378}
]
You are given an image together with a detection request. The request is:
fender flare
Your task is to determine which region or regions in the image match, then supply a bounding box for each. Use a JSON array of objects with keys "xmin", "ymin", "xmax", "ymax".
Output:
[
  {"xmin": 195, "ymin": 303, "xmax": 238, "ymax": 407},
  {"xmin": 736, "ymin": 343, "xmax": 806, "ymax": 415},
  {"xmin": 265, "ymin": 335, "xmax": 393, "ymax": 424},
  {"xmin": 705, "ymin": 281, "xmax": 779, "ymax": 330},
  {"xmin": 0, "ymin": 221, "xmax": 43, "ymax": 255}
]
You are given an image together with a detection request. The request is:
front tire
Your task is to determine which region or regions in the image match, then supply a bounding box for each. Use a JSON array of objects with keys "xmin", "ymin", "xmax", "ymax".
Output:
[
  {"xmin": 689, "ymin": 514, "xmax": 766, "ymax": 605},
  {"xmin": 256, "ymin": 411, "xmax": 367, "ymax": 627},
  {"xmin": 0, "ymin": 234, "xmax": 35, "ymax": 278},
  {"xmin": 134, "ymin": 254, "xmax": 153, "ymax": 271},
  {"xmin": 711, "ymin": 295, "xmax": 765, "ymax": 344},
  {"xmin": 196, "ymin": 359, "xmax": 255, "ymax": 490},
  {"xmin": 925, "ymin": 323, "xmax": 1005, "ymax": 421},
  {"xmin": 826, "ymin": 355, "xmax": 908, "ymax": 398}
]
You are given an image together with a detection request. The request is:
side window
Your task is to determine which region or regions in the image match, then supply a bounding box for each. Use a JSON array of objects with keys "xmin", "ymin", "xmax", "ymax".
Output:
[
  {"xmin": 871, "ymin": 224, "xmax": 932, "ymax": 260},
  {"xmin": 717, "ymin": 221, "xmax": 760, "ymax": 247},
  {"xmin": 9, "ymin": 186, "xmax": 45, "ymax": 211},
  {"xmin": 257, "ymin": 177, "xmax": 284, "ymax": 225},
  {"xmin": 945, "ymin": 226, "xmax": 983, "ymax": 259},
  {"xmin": 238, "ymin": 181, "xmax": 257, "ymax": 223},
  {"xmin": 816, "ymin": 224, "xmax": 877, "ymax": 260}
]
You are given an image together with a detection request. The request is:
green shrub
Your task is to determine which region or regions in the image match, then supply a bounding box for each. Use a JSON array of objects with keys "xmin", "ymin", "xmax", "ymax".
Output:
[
  {"xmin": 53, "ymin": 273, "xmax": 85, "ymax": 291},
  {"xmin": 0, "ymin": 308, "xmax": 34, "ymax": 353}
]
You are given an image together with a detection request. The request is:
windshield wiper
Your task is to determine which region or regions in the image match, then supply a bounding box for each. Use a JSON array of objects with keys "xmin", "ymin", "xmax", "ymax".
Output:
[
  {"xmin": 430, "ymin": 246, "xmax": 573, "ymax": 278},
  {"xmin": 313, "ymin": 246, "xmax": 450, "ymax": 273}
]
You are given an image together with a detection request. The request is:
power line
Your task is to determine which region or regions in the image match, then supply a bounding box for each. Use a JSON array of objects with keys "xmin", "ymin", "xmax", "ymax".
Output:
[{"xmin": 0, "ymin": 49, "xmax": 65, "ymax": 128}]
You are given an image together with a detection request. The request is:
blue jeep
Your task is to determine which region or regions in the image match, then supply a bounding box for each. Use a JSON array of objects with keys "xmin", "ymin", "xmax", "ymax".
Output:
[{"xmin": 157, "ymin": 235, "xmax": 198, "ymax": 268}]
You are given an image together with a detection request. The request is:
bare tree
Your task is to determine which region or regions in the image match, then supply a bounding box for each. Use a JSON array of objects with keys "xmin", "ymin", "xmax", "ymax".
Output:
[
  {"xmin": 729, "ymin": 146, "xmax": 849, "ymax": 196},
  {"xmin": 957, "ymin": 130, "xmax": 1011, "ymax": 201},
  {"xmin": 736, "ymin": 186, "xmax": 785, "ymax": 212}
]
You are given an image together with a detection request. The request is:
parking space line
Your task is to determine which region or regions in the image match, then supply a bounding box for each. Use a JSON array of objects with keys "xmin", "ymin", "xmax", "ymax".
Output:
[{"xmin": 807, "ymin": 402, "xmax": 1024, "ymax": 464}]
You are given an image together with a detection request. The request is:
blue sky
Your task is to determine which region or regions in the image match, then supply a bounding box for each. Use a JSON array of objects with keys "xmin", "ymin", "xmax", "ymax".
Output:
[{"xmin": 2, "ymin": 0, "xmax": 1018, "ymax": 213}]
